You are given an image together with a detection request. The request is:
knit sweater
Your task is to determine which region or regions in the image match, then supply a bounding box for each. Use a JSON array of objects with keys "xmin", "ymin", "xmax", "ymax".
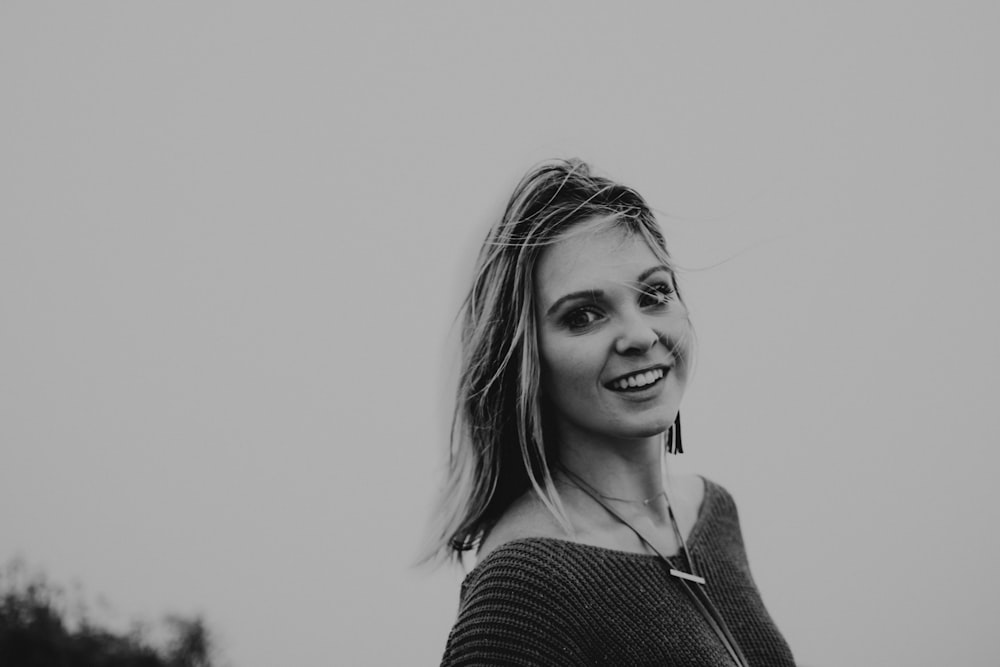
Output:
[{"xmin": 440, "ymin": 478, "xmax": 795, "ymax": 666}]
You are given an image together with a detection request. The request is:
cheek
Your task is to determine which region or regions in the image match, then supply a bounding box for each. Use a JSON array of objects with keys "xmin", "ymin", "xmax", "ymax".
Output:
[
  {"xmin": 663, "ymin": 312, "xmax": 694, "ymax": 368},
  {"xmin": 539, "ymin": 338, "xmax": 602, "ymax": 398}
]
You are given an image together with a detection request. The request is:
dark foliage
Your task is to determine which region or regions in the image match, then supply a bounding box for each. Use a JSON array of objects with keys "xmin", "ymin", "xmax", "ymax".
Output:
[{"xmin": 0, "ymin": 563, "xmax": 216, "ymax": 667}]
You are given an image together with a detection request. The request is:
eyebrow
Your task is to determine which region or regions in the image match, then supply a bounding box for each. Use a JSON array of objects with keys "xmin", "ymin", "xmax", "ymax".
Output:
[
  {"xmin": 545, "ymin": 289, "xmax": 603, "ymax": 317},
  {"xmin": 544, "ymin": 265, "xmax": 673, "ymax": 317},
  {"xmin": 637, "ymin": 265, "xmax": 672, "ymax": 283}
]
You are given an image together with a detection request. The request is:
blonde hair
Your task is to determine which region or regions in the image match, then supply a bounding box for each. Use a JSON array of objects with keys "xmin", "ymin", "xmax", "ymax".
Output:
[{"xmin": 424, "ymin": 158, "xmax": 682, "ymax": 565}]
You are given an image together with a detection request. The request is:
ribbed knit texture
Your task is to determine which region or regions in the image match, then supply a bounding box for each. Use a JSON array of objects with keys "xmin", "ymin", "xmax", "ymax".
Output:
[{"xmin": 440, "ymin": 478, "xmax": 795, "ymax": 666}]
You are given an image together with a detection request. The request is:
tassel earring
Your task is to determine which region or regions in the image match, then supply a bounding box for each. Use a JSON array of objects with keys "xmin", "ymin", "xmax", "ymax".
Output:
[{"xmin": 667, "ymin": 413, "xmax": 683, "ymax": 454}]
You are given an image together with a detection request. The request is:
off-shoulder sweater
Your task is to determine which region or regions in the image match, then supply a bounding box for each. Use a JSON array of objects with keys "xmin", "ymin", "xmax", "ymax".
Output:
[{"xmin": 440, "ymin": 478, "xmax": 795, "ymax": 666}]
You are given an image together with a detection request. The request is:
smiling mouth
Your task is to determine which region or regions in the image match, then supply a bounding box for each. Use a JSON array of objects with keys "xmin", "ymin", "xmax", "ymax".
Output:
[{"xmin": 605, "ymin": 367, "xmax": 667, "ymax": 392}]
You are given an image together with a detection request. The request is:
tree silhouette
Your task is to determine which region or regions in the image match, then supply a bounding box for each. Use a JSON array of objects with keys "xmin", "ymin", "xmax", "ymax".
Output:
[{"xmin": 0, "ymin": 560, "xmax": 219, "ymax": 667}]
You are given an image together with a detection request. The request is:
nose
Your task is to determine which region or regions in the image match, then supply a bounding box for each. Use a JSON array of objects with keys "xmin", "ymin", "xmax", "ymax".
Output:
[{"xmin": 614, "ymin": 316, "xmax": 661, "ymax": 355}]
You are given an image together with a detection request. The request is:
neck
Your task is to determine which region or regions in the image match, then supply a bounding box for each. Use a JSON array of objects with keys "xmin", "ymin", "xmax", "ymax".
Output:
[{"xmin": 555, "ymin": 430, "xmax": 670, "ymax": 519}]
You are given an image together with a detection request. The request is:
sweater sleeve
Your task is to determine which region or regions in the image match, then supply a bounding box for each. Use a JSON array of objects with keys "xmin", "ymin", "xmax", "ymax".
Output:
[{"xmin": 440, "ymin": 542, "xmax": 588, "ymax": 667}]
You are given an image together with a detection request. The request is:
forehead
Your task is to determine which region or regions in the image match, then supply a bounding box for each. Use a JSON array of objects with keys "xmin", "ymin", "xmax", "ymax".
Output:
[{"xmin": 534, "ymin": 227, "xmax": 662, "ymax": 304}]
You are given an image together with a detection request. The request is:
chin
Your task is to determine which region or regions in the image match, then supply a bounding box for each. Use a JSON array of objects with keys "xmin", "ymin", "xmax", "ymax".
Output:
[
  {"xmin": 618, "ymin": 419, "xmax": 672, "ymax": 439},
  {"xmin": 633, "ymin": 411, "xmax": 678, "ymax": 438}
]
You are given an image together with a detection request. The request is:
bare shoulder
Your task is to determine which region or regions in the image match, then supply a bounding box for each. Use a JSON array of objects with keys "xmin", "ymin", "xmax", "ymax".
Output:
[
  {"xmin": 476, "ymin": 475, "xmax": 707, "ymax": 561},
  {"xmin": 668, "ymin": 472, "xmax": 706, "ymax": 511},
  {"xmin": 666, "ymin": 473, "xmax": 707, "ymax": 538},
  {"xmin": 477, "ymin": 490, "xmax": 568, "ymax": 562}
]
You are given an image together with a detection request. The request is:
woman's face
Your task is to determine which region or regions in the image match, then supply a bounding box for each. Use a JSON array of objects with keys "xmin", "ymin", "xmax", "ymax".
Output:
[{"xmin": 534, "ymin": 226, "xmax": 691, "ymax": 446}]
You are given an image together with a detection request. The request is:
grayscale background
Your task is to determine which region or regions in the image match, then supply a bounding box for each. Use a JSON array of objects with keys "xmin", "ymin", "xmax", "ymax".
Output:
[{"xmin": 2, "ymin": 3, "xmax": 998, "ymax": 666}]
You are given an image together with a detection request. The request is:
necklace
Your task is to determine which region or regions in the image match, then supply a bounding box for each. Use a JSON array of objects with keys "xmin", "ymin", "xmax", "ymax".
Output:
[
  {"xmin": 595, "ymin": 489, "xmax": 667, "ymax": 506},
  {"xmin": 557, "ymin": 465, "xmax": 705, "ymax": 586},
  {"xmin": 559, "ymin": 466, "xmax": 750, "ymax": 667}
]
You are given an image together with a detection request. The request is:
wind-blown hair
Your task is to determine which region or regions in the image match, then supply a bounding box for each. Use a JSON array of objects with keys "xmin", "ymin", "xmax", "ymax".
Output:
[{"xmin": 426, "ymin": 158, "xmax": 682, "ymax": 564}]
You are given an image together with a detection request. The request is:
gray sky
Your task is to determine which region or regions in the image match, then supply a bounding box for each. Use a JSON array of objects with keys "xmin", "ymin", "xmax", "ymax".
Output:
[{"xmin": 2, "ymin": 3, "xmax": 998, "ymax": 665}]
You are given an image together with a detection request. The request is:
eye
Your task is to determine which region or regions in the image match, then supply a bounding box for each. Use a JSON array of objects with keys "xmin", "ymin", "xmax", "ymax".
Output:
[
  {"xmin": 563, "ymin": 306, "xmax": 604, "ymax": 331},
  {"xmin": 640, "ymin": 282, "xmax": 675, "ymax": 308}
]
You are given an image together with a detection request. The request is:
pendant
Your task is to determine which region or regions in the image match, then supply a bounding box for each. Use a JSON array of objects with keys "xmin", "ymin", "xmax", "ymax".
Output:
[{"xmin": 670, "ymin": 569, "xmax": 706, "ymax": 585}]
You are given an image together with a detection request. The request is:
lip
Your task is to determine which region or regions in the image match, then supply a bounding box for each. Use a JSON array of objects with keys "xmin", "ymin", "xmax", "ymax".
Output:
[{"xmin": 603, "ymin": 364, "xmax": 671, "ymax": 392}]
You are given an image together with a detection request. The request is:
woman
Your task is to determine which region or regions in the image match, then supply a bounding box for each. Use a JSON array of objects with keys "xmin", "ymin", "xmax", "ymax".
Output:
[{"xmin": 429, "ymin": 159, "xmax": 795, "ymax": 666}]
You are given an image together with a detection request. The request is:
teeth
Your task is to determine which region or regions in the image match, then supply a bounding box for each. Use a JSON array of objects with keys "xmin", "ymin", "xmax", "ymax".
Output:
[{"xmin": 613, "ymin": 368, "xmax": 664, "ymax": 390}]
